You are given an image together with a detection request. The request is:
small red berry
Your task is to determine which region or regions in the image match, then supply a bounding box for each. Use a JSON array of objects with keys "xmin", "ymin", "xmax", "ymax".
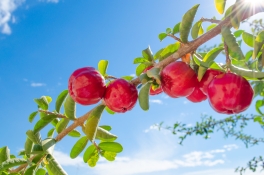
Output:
[
  {"xmin": 161, "ymin": 61, "xmax": 197, "ymax": 98},
  {"xmin": 207, "ymin": 73, "xmax": 254, "ymax": 114},
  {"xmin": 186, "ymin": 85, "xmax": 207, "ymax": 103},
  {"xmin": 104, "ymin": 79, "xmax": 138, "ymax": 113},
  {"xmin": 199, "ymin": 69, "xmax": 223, "ymax": 95},
  {"xmin": 68, "ymin": 67, "xmax": 106, "ymax": 105},
  {"xmin": 143, "ymin": 66, "xmax": 163, "ymax": 95}
]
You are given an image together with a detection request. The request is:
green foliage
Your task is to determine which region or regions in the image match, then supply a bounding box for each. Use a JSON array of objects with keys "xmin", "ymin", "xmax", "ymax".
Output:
[
  {"xmin": 70, "ymin": 136, "xmax": 89, "ymax": 159},
  {"xmin": 214, "ymin": 0, "xmax": 226, "ymax": 14},
  {"xmin": 28, "ymin": 111, "xmax": 38, "ymax": 123},
  {"xmin": 64, "ymin": 95, "xmax": 76, "ymax": 120},
  {"xmin": 55, "ymin": 90, "xmax": 68, "ymax": 113},
  {"xmin": 172, "ymin": 22, "xmax": 181, "ymax": 35},
  {"xmin": 46, "ymin": 154, "xmax": 67, "ymax": 175},
  {"xmin": 34, "ymin": 96, "xmax": 49, "ymax": 110},
  {"xmin": 98, "ymin": 142, "xmax": 123, "ymax": 153},
  {"xmin": 34, "ymin": 114, "xmax": 58, "ymax": 133},
  {"xmin": 0, "ymin": 158, "xmax": 27, "ymax": 171},
  {"xmin": 0, "ymin": 147, "xmax": 10, "ymax": 164},
  {"xmin": 56, "ymin": 118, "xmax": 70, "ymax": 134},
  {"xmin": 158, "ymin": 33, "xmax": 167, "ymax": 41},
  {"xmin": 242, "ymin": 31, "xmax": 255, "ymax": 47},
  {"xmin": 191, "ymin": 20, "xmax": 203, "ymax": 39},
  {"xmin": 98, "ymin": 60, "xmax": 108, "ymax": 76},
  {"xmin": 138, "ymin": 82, "xmax": 151, "ymax": 111},
  {"xmin": 68, "ymin": 130, "xmax": 81, "ymax": 137},
  {"xmin": 95, "ymin": 127, "xmax": 117, "ymax": 142}
]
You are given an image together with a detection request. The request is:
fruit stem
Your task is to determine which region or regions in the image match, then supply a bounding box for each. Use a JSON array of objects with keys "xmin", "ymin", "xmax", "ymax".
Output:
[
  {"xmin": 224, "ymin": 41, "xmax": 231, "ymax": 71},
  {"xmin": 105, "ymin": 75, "xmax": 118, "ymax": 80}
]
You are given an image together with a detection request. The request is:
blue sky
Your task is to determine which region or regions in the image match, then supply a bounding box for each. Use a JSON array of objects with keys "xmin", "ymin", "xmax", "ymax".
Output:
[{"xmin": 0, "ymin": 0, "xmax": 264, "ymax": 174}]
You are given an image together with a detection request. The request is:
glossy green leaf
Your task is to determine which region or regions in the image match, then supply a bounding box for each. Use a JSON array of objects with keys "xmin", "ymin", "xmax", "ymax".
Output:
[
  {"xmin": 34, "ymin": 114, "xmax": 57, "ymax": 133},
  {"xmin": 18, "ymin": 150, "xmax": 25, "ymax": 156},
  {"xmin": 87, "ymin": 149, "xmax": 99, "ymax": 167},
  {"xmin": 36, "ymin": 168, "xmax": 46, "ymax": 175},
  {"xmin": 24, "ymin": 138, "xmax": 33, "ymax": 156},
  {"xmin": 85, "ymin": 105, "xmax": 105, "ymax": 141},
  {"xmin": 70, "ymin": 136, "xmax": 89, "ymax": 159},
  {"xmin": 139, "ymin": 73, "xmax": 152, "ymax": 85},
  {"xmin": 172, "ymin": 22, "xmax": 181, "ymax": 35},
  {"xmin": 98, "ymin": 142, "xmax": 123, "ymax": 153},
  {"xmin": 68, "ymin": 130, "xmax": 81, "ymax": 137},
  {"xmin": 56, "ymin": 118, "xmax": 70, "ymax": 134},
  {"xmin": 0, "ymin": 147, "xmax": 10, "ymax": 164},
  {"xmin": 221, "ymin": 26, "xmax": 245, "ymax": 60},
  {"xmin": 142, "ymin": 46, "xmax": 154, "ymax": 62},
  {"xmin": 28, "ymin": 111, "xmax": 38, "ymax": 123},
  {"xmin": 98, "ymin": 60, "xmax": 108, "ymax": 76},
  {"xmin": 158, "ymin": 33, "xmax": 167, "ymax": 41},
  {"xmin": 26, "ymin": 130, "xmax": 41, "ymax": 144},
  {"xmin": 64, "ymin": 95, "xmax": 76, "ymax": 120},
  {"xmin": 46, "ymin": 154, "xmax": 67, "ymax": 175},
  {"xmin": 242, "ymin": 31, "xmax": 255, "ymax": 47},
  {"xmin": 24, "ymin": 165, "xmax": 37, "ymax": 175},
  {"xmin": 234, "ymin": 30, "xmax": 244, "ymax": 38},
  {"xmin": 55, "ymin": 90, "xmax": 68, "ymax": 113},
  {"xmin": 255, "ymin": 100, "xmax": 264, "ymax": 115},
  {"xmin": 253, "ymin": 31, "xmax": 264, "ymax": 58},
  {"xmin": 34, "ymin": 96, "xmax": 49, "ymax": 110},
  {"xmin": 42, "ymin": 138, "xmax": 56, "ymax": 153},
  {"xmin": 0, "ymin": 158, "xmax": 27, "ymax": 171},
  {"xmin": 99, "ymin": 125, "xmax": 112, "ymax": 131},
  {"xmin": 95, "ymin": 127, "xmax": 117, "ymax": 142},
  {"xmin": 180, "ymin": 4, "xmax": 200, "ymax": 43},
  {"xmin": 230, "ymin": 64, "xmax": 264, "ymax": 80},
  {"xmin": 254, "ymin": 115, "xmax": 264, "ymax": 126},
  {"xmin": 166, "ymin": 28, "xmax": 172, "ymax": 34},
  {"xmin": 47, "ymin": 128, "xmax": 55, "ymax": 138},
  {"xmin": 153, "ymin": 48, "xmax": 164, "ymax": 60},
  {"xmin": 32, "ymin": 154, "xmax": 44, "ymax": 164},
  {"xmin": 138, "ymin": 82, "xmax": 151, "ymax": 111},
  {"xmin": 102, "ymin": 151, "xmax": 117, "ymax": 161},
  {"xmin": 133, "ymin": 57, "xmax": 148, "ymax": 64},
  {"xmin": 245, "ymin": 50, "xmax": 253, "ymax": 61},
  {"xmin": 230, "ymin": 12, "xmax": 240, "ymax": 30},
  {"xmin": 136, "ymin": 63, "xmax": 147, "ymax": 77},
  {"xmin": 159, "ymin": 42, "xmax": 180, "ymax": 61},
  {"xmin": 146, "ymin": 68, "xmax": 161, "ymax": 84},
  {"xmin": 207, "ymin": 24, "xmax": 217, "ymax": 32},
  {"xmin": 51, "ymin": 118, "xmax": 59, "ymax": 127},
  {"xmin": 214, "ymin": 0, "xmax": 226, "ymax": 14},
  {"xmin": 224, "ymin": 5, "xmax": 234, "ymax": 17},
  {"xmin": 83, "ymin": 145, "xmax": 96, "ymax": 163},
  {"xmin": 191, "ymin": 20, "xmax": 202, "ymax": 39},
  {"xmin": 121, "ymin": 75, "xmax": 134, "ymax": 81},
  {"xmin": 105, "ymin": 106, "xmax": 115, "ymax": 115}
]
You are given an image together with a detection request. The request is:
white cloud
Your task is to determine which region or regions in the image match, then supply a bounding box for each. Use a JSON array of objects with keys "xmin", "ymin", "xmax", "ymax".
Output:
[
  {"xmin": 53, "ymin": 150, "xmax": 85, "ymax": 167},
  {"xmin": 183, "ymin": 168, "xmax": 264, "ymax": 175},
  {"xmin": 144, "ymin": 124, "xmax": 159, "ymax": 133},
  {"xmin": 39, "ymin": 0, "xmax": 59, "ymax": 3},
  {"xmin": 149, "ymin": 99, "xmax": 163, "ymax": 104},
  {"xmin": 0, "ymin": 0, "xmax": 24, "ymax": 34},
  {"xmin": 31, "ymin": 82, "xmax": 46, "ymax": 87},
  {"xmin": 223, "ymin": 144, "xmax": 238, "ymax": 151}
]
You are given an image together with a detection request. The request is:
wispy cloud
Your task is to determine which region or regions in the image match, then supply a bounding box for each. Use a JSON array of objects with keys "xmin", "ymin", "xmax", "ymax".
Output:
[
  {"xmin": 31, "ymin": 82, "xmax": 46, "ymax": 87},
  {"xmin": 53, "ymin": 150, "xmax": 85, "ymax": 167},
  {"xmin": 0, "ymin": 0, "xmax": 24, "ymax": 34},
  {"xmin": 183, "ymin": 168, "xmax": 264, "ymax": 175},
  {"xmin": 39, "ymin": 0, "xmax": 59, "ymax": 3},
  {"xmin": 223, "ymin": 144, "xmax": 238, "ymax": 151},
  {"xmin": 149, "ymin": 99, "xmax": 163, "ymax": 104}
]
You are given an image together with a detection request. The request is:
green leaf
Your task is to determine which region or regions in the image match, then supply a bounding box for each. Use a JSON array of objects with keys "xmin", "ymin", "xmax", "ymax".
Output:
[
  {"xmin": 233, "ymin": 30, "xmax": 244, "ymax": 38},
  {"xmin": 24, "ymin": 138, "xmax": 33, "ymax": 156},
  {"xmin": 31, "ymin": 144, "xmax": 43, "ymax": 154},
  {"xmin": 45, "ymin": 96, "xmax": 52, "ymax": 104},
  {"xmin": 55, "ymin": 90, "xmax": 68, "ymax": 113},
  {"xmin": 95, "ymin": 127, "xmax": 117, "ymax": 142},
  {"xmin": 253, "ymin": 31, "xmax": 264, "ymax": 58},
  {"xmin": 159, "ymin": 42, "xmax": 180, "ymax": 61},
  {"xmin": 0, "ymin": 147, "xmax": 10, "ymax": 164},
  {"xmin": 138, "ymin": 82, "xmax": 151, "ymax": 111},
  {"xmin": 47, "ymin": 128, "xmax": 55, "ymax": 138},
  {"xmin": 70, "ymin": 136, "xmax": 89, "ymax": 159},
  {"xmin": 133, "ymin": 57, "xmax": 148, "ymax": 64},
  {"xmin": 32, "ymin": 154, "xmax": 44, "ymax": 164},
  {"xmin": 158, "ymin": 33, "xmax": 167, "ymax": 41},
  {"xmin": 230, "ymin": 64, "xmax": 264, "ymax": 80},
  {"xmin": 166, "ymin": 28, "xmax": 172, "ymax": 34},
  {"xmin": 146, "ymin": 67, "xmax": 161, "ymax": 84},
  {"xmin": 68, "ymin": 129, "xmax": 81, "ymax": 137},
  {"xmin": 214, "ymin": 0, "xmax": 226, "ymax": 14},
  {"xmin": 255, "ymin": 100, "xmax": 264, "ymax": 115},
  {"xmin": 180, "ymin": 4, "xmax": 200, "ymax": 43},
  {"xmin": 105, "ymin": 106, "xmax": 115, "ymax": 115},
  {"xmin": 98, "ymin": 142, "xmax": 123, "ymax": 153},
  {"xmin": 221, "ymin": 26, "xmax": 245, "ymax": 60},
  {"xmin": 153, "ymin": 48, "xmax": 164, "ymax": 60},
  {"xmin": 36, "ymin": 168, "xmax": 46, "ymax": 175},
  {"xmin": 28, "ymin": 111, "xmax": 38, "ymax": 123},
  {"xmin": 26, "ymin": 130, "xmax": 41, "ymax": 144},
  {"xmin": 102, "ymin": 151, "xmax": 117, "ymax": 161},
  {"xmin": 139, "ymin": 73, "xmax": 152, "ymax": 85},
  {"xmin": 24, "ymin": 165, "xmax": 37, "ymax": 175},
  {"xmin": 56, "ymin": 118, "xmax": 70, "ymax": 134},
  {"xmin": 98, "ymin": 60, "xmax": 108, "ymax": 76},
  {"xmin": 172, "ymin": 22, "xmax": 181, "ymax": 35},
  {"xmin": 142, "ymin": 46, "xmax": 154, "ymax": 62},
  {"xmin": 224, "ymin": 4, "xmax": 234, "ymax": 17},
  {"xmin": 121, "ymin": 75, "xmax": 134, "ymax": 81},
  {"xmin": 242, "ymin": 31, "xmax": 255, "ymax": 47},
  {"xmin": 99, "ymin": 125, "xmax": 112, "ymax": 131},
  {"xmin": 83, "ymin": 145, "xmax": 96, "ymax": 163},
  {"xmin": 207, "ymin": 24, "xmax": 217, "ymax": 32},
  {"xmin": 87, "ymin": 149, "xmax": 99, "ymax": 167},
  {"xmin": 34, "ymin": 114, "xmax": 57, "ymax": 133},
  {"xmin": 254, "ymin": 115, "xmax": 264, "ymax": 125},
  {"xmin": 191, "ymin": 20, "xmax": 202, "ymax": 39},
  {"xmin": 85, "ymin": 105, "xmax": 106, "ymax": 141},
  {"xmin": 136, "ymin": 63, "xmax": 147, "ymax": 77},
  {"xmin": 42, "ymin": 138, "xmax": 56, "ymax": 153},
  {"xmin": 197, "ymin": 47, "xmax": 224, "ymax": 81},
  {"xmin": 64, "ymin": 95, "xmax": 76, "ymax": 120},
  {"xmin": 0, "ymin": 158, "xmax": 27, "ymax": 171},
  {"xmin": 46, "ymin": 154, "xmax": 67, "ymax": 175},
  {"xmin": 34, "ymin": 96, "xmax": 49, "ymax": 110},
  {"xmin": 245, "ymin": 50, "xmax": 253, "ymax": 61}
]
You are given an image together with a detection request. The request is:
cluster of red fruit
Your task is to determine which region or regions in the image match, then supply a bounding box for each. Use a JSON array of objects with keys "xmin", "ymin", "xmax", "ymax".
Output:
[{"xmin": 68, "ymin": 61, "xmax": 254, "ymax": 115}]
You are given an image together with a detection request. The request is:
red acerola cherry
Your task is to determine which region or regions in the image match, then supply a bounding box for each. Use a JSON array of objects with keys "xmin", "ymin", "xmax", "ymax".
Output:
[
  {"xmin": 186, "ymin": 85, "xmax": 207, "ymax": 103},
  {"xmin": 207, "ymin": 73, "xmax": 254, "ymax": 114},
  {"xmin": 161, "ymin": 61, "xmax": 197, "ymax": 98},
  {"xmin": 68, "ymin": 67, "xmax": 106, "ymax": 105},
  {"xmin": 104, "ymin": 79, "xmax": 138, "ymax": 113},
  {"xmin": 199, "ymin": 69, "xmax": 223, "ymax": 95},
  {"xmin": 143, "ymin": 66, "xmax": 163, "ymax": 95}
]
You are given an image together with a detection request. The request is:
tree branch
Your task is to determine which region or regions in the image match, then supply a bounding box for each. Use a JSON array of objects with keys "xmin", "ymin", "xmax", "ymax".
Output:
[
  {"xmin": 38, "ymin": 110, "xmax": 67, "ymax": 119},
  {"xmin": 167, "ymin": 34, "xmax": 182, "ymax": 42},
  {"xmin": 200, "ymin": 17, "xmax": 221, "ymax": 23}
]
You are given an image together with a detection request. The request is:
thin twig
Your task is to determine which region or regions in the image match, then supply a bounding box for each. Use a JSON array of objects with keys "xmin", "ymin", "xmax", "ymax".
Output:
[
  {"xmin": 105, "ymin": 75, "xmax": 118, "ymax": 80},
  {"xmin": 167, "ymin": 34, "xmax": 182, "ymax": 42},
  {"xmin": 201, "ymin": 17, "xmax": 221, "ymax": 23},
  {"xmin": 38, "ymin": 109, "xmax": 67, "ymax": 119}
]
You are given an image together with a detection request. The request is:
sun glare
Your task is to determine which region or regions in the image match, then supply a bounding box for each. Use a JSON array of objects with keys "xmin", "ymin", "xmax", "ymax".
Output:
[{"xmin": 244, "ymin": 0, "xmax": 263, "ymax": 5}]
